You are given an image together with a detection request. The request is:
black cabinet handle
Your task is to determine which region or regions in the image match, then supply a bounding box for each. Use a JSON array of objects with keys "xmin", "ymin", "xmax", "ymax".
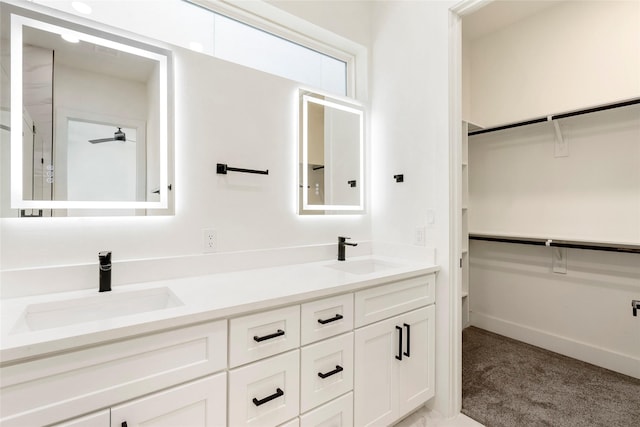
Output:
[
  {"xmin": 252, "ymin": 388, "xmax": 284, "ymax": 406},
  {"xmin": 395, "ymin": 325, "xmax": 403, "ymax": 360},
  {"xmin": 318, "ymin": 365, "xmax": 344, "ymax": 379},
  {"xmin": 254, "ymin": 329, "xmax": 285, "ymax": 342},
  {"xmin": 404, "ymin": 323, "xmax": 411, "ymax": 357},
  {"xmin": 317, "ymin": 314, "xmax": 343, "ymax": 325}
]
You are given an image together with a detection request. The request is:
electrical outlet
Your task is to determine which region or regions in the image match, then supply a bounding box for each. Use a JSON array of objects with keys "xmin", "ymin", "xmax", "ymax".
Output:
[
  {"xmin": 415, "ymin": 226, "xmax": 426, "ymax": 246},
  {"xmin": 202, "ymin": 228, "xmax": 217, "ymax": 253}
]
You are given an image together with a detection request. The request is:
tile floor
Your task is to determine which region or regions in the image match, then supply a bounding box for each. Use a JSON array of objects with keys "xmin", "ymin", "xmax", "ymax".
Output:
[{"xmin": 394, "ymin": 405, "xmax": 484, "ymax": 427}]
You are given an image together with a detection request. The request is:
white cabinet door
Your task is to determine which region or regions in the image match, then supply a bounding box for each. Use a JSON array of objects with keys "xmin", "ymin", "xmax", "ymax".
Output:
[
  {"xmin": 354, "ymin": 306, "xmax": 435, "ymax": 426},
  {"xmin": 354, "ymin": 316, "xmax": 398, "ymax": 427},
  {"xmin": 397, "ymin": 306, "xmax": 435, "ymax": 417},
  {"xmin": 110, "ymin": 373, "xmax": 226, "ymax": 427}
]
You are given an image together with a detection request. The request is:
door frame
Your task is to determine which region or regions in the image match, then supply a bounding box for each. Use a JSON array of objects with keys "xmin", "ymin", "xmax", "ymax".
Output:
[{"xmin": 447, "ymin": 0, "xmax": 491, "ymax": 417}]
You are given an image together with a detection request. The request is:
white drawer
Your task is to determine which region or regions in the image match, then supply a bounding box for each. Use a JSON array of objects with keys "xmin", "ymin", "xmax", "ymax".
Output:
[
  {"xmin": 111, "ymin": 372, "xmax": 227, "ymax": 427},
  {"xmin": 230, "ymin": 305, "xmax": 300, "ymax": 367},
  {"xmin": 300, "ymin": 333, "xmax": 354, "ymax": 413},
  {"xmin": 301, "ymin": 294, "xmax": 353, "ymax": 346},
  {"xmin": 0, "ymin": 320, "xmax": 227, "ymax": 427},
  {"xmin": 229, "ymin": 350, "xmax": 300, "ymax": 427},
  {"xmin": 52, "ymin": 410, "xmax": 109, "ymax": 427},
  {"xmin": 354, "ymin": 274, "xmax": 435, "ymax": 327},
  {"xmin": 278, "ymin": 418, "xmax": 300, "ymax": 427},
  {"xmin": 300, "ymin": 393, "xmax": 353, "ymax": 427}
]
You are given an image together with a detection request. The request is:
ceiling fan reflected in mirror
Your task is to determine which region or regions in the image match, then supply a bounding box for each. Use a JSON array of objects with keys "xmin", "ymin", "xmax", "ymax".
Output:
[{"xmin": 89, "ymin": 127, "xmax": 135, "ymax": 144}]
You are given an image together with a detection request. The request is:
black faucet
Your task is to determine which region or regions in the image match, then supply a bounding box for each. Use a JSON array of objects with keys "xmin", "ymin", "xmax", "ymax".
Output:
[
  {"xmin": 338, "ymin": 236, "xmax": 357, "ymax": 261},
  {"xmin": 99, "ymin": 251, "xmax": 112, "ymax": 292}
]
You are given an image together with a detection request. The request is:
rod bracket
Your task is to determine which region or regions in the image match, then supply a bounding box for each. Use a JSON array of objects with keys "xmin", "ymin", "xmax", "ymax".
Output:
[{"xmin": 548, "ymin": 116, "xmax": 568, "ymax": 157}]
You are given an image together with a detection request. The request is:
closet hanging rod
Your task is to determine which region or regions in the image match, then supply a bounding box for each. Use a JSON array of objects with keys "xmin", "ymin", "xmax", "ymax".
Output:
[
  {"xmin": 469, "ymin": 234, "xmax": 640, "ymax": 254},
  {"xmin": 468, "ymin": 98, "xmax": 640, "ymax": 136}
]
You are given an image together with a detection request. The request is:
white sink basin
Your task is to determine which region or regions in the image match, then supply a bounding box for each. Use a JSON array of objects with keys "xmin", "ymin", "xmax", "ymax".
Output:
[
  {"xmin": 11, "ymin": 287, "xmax": 183, "ymax": 333},
  {"xmin": 325, "ymin": 258, "xmax": 401, "ymax": 275}
]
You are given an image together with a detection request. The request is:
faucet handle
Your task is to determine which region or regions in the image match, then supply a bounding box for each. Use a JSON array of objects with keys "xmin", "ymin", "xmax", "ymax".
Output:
[
  {"xmin": 98, "ymin": 251, "xmax": 112, "ymax": 269},
  {"xmin": 338, "ymin": 236, "xmax": 351, "ymax": 242}
]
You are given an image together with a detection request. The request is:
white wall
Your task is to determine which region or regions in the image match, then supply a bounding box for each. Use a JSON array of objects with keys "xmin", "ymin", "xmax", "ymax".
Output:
[
  {"xmin": 268, "ymin": 0, "xmax": 372, "ymax": 50},
  {"xmin": 470, "ymin": 240, "xmax": 640, "ymax": 378},
  {"xmin": 370, "ymin": 0, "xmax": 456, "ymax": 416},
  {"xmin": 469, "ymin": 104, "xmax": 640, "ymax": 244},
  {"xmin": 0, "ymin": 45, "xmax": 371, "ymax": 270},
  {"xmin": 468, "ymin": 0, "xmax": 640, "ymax": 127}
]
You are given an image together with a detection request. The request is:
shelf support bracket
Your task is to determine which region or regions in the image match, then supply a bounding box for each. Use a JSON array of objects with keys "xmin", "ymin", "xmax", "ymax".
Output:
[{"xmin": 549, "ymin": 116, "xmax": 568, "ymax": 157}]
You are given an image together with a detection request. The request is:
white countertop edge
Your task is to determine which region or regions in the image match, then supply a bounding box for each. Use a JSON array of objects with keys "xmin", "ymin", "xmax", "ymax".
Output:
[{"xmin": 1, "ymin": 256, "xmax": 438, "ymax": 364}]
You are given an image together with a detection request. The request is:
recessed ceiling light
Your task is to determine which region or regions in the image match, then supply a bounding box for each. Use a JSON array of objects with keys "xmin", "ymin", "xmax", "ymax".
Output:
[
  {"xmin": 71, "ymin": 1, "xmax": 92, "ymax": 15},
  {"xmin": 61, "ymin": 34, "xmax": 80, "ymax": 43}
]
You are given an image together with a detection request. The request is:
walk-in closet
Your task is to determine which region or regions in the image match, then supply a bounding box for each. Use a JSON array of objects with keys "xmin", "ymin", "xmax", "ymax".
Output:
[{"xmin": 458, "ymin": 1, "xmax": 640, "ymax": 426}]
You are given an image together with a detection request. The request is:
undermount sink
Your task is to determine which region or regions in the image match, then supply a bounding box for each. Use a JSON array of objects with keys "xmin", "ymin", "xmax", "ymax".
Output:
[
  {"xmin": 325, "ymin": 258, "xmax": 401, "ymax": 275},
  {"xmin": 11, "ymin": 287, "xmax": 183, "ymax": 334}
]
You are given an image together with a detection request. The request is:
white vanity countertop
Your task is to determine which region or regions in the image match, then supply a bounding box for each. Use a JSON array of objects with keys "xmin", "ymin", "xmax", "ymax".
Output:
[{"xmin": 0, "ymin": 255, "xmax": 438, "ymax": 364}]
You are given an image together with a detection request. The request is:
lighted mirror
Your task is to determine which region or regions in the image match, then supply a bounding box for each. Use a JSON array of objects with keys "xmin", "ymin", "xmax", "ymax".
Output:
[
  {"xmin": 0, "ymin": 5, "xmax": 172, "ymax": 216},
  {"xmin": 299, "ymin": 90, "xmax": 364, "ymax": 215}
]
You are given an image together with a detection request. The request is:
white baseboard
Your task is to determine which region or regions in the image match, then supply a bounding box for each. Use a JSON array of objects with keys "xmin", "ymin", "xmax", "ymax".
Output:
[{"xmin": 470, "ymin": 312, "xmax": 640, "ymax": 379}]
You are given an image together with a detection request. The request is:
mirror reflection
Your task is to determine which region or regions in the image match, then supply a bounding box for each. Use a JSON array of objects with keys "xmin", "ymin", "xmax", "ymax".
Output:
[
  {"xmin": 299, "ymin": 90, "xmax": 364, "ymax": 215},
  {"xmin": 1, "ymin": 7, "xmax": 171, "ymax": 216}
]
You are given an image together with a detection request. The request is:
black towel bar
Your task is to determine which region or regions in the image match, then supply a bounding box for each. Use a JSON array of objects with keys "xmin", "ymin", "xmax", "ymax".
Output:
[{"xmin": 217, "ymin": 163, "xmax": 268, "ymax": 175}]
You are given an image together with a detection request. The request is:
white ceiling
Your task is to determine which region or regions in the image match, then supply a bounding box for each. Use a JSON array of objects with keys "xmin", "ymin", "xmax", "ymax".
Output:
[{"xmin": 463, "ymin": 0, "xmax": 563, "ymax": 40}]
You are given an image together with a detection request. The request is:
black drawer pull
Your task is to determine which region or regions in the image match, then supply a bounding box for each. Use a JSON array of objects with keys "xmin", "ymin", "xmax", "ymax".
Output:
[
  {"xmin": 317, "ymin": 314, "xmax": 343, "ymax": 325},
  {"xmin": 318, "ymin": 365, "xmax": 344, "ymax": 379},
  {"xmin": 404, "ymin": 323, "xmax": 411, "ymax": 357},
  {"xmin": 395, "ymin": 325, "xmax": 403, "ymax": 361},
  {"xmin": 254, "ymin": 329, "xmax": 285, "ymax": 342},
  {"xmin": 252, "ymin": 388, "xmax": 284, "ymax": 406}
]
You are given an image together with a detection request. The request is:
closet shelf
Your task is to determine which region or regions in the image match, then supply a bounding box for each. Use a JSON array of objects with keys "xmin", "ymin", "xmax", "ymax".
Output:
[{"xmin": 469, "ymin": 233, "xmax": 640, "ymax": 254}]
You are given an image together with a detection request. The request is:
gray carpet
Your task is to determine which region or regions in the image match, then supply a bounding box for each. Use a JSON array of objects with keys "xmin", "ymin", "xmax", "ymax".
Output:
[{"xmin": 462, "ymin": 326, "xmax": 640, "ymax": 427}]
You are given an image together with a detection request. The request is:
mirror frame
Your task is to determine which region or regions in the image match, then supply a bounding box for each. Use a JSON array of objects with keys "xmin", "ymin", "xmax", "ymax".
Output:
[
  {"xmin": 9, "ymin": 10, "xmax": 172, "ymax": 211},
  {"xmin": 300, "ymin": 90, "xmax": 365, "ymax": 214}
]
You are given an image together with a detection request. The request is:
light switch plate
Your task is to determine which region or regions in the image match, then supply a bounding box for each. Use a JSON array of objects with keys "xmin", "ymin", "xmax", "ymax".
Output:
[{"xmin": 415, "ymin": 226, "xmax": 426, "ymax": 246}]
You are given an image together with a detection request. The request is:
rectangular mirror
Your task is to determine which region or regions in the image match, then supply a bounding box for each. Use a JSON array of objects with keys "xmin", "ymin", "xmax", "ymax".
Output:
[
  {"xmin": 299, "ymin": 89, "xmax": 364, "ymax": 215},
  {"xmin": 0, "ymin": 4, "xmax": 173, "ymax": 216}
]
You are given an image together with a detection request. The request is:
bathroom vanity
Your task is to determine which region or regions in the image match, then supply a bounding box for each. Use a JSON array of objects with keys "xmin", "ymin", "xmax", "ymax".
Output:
[{"xmin": 0, "ymin": 257, "xmax": 437, "ymax": 427}]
